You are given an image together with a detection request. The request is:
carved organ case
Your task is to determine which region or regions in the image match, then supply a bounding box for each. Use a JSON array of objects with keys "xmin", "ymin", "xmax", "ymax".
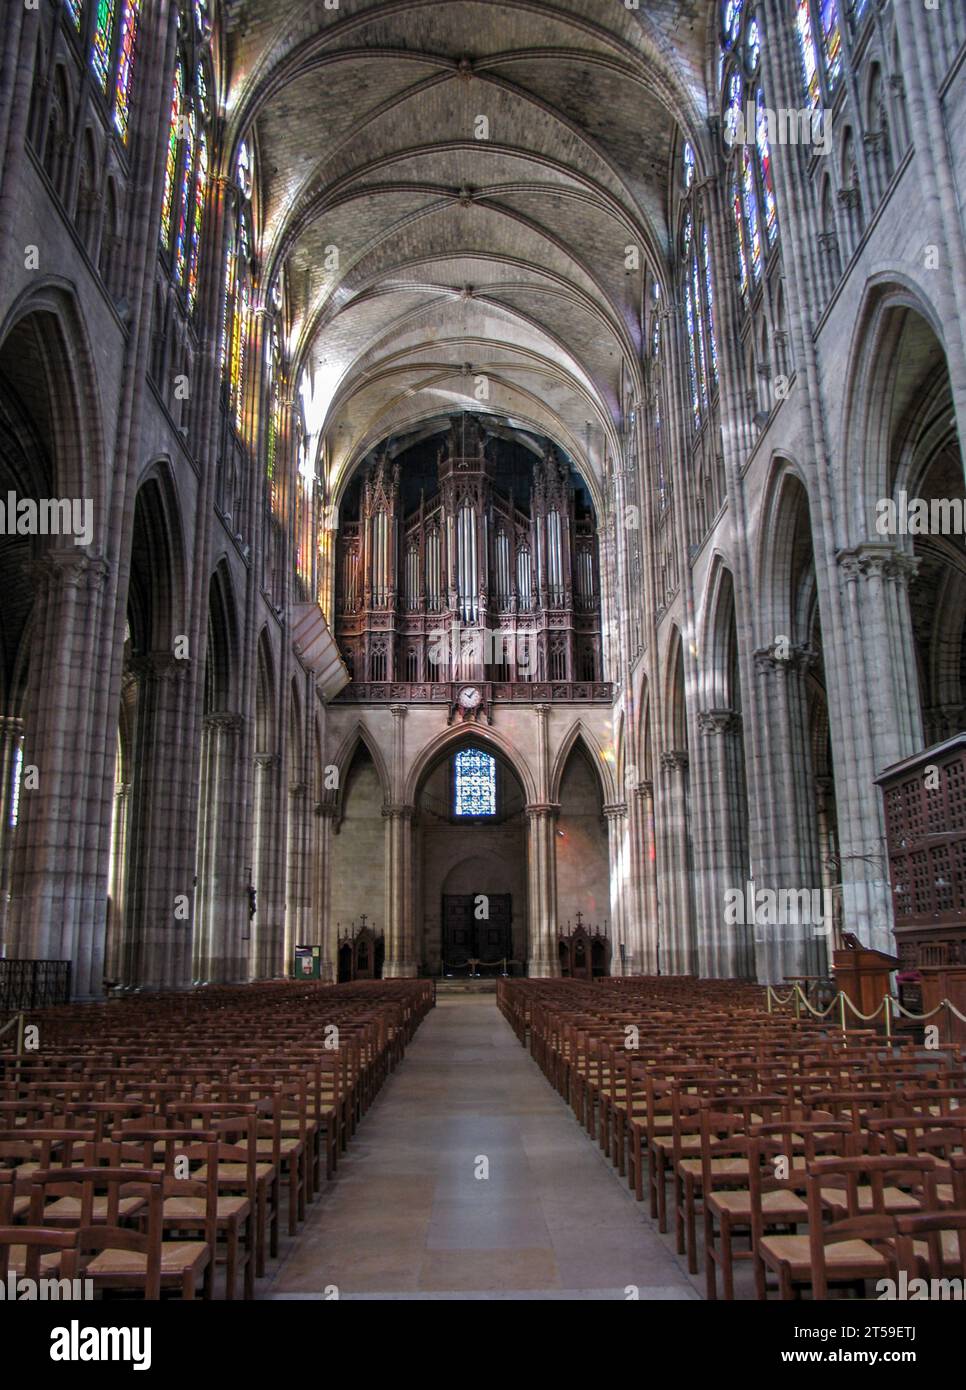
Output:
[{"xmin": 335, "ymin": 417, "xmax": 602, "ymax": 688}]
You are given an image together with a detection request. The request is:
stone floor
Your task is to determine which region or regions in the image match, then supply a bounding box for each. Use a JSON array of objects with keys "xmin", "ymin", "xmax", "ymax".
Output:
[{"xmin": 261, "ymin": 995, "xmax": 701, "ymax": 1300}]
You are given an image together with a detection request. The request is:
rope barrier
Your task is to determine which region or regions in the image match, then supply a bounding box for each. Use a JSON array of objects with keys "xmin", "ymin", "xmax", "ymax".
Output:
[{"xmin": 766, "ymin": 984, "xmax": 966, "ymax": 1031}]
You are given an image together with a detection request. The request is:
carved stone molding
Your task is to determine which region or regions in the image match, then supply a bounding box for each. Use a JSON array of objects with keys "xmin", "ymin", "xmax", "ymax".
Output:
[
  {"xmin": 382, "ymin": 802, "xmax": 415, "ymax": 820},
  {"xmin": 602, "ymin": 802, "xmax": 628, "ymax": 820}
]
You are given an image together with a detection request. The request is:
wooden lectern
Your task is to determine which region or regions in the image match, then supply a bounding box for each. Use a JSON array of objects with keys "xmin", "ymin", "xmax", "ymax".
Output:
[{"xmin": 833, "ymin": 932, "xmax": 899, "ymax": 1024}]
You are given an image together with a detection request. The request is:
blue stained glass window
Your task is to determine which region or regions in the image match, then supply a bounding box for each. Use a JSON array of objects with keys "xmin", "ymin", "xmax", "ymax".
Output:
[
  {"xmin": 454, "ymin": 748, "xmax": 497, "ymax": 818},
  {"xmin": 723, "ymin": 0, "xmax": 744, "ymax": 48}
]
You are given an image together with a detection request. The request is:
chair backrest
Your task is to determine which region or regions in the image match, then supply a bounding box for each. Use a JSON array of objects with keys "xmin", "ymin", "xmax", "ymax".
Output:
[
  {"xmin": 805, "ymin": 1155, "xmax": 937, "ymax": 1299},
  {"xmin": 26, "ymin": 1167, "xmax": 165, "ymax": 1299}
]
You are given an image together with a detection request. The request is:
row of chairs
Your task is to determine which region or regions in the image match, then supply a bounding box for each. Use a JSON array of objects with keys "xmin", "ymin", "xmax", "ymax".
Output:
[
  {"xmin": 498, "ymin": 976, "xmax": 966, "ymax": 1300},
  {"xmin": 0, "ymin": 979, "xmax": 434, "ymax": 1298}
]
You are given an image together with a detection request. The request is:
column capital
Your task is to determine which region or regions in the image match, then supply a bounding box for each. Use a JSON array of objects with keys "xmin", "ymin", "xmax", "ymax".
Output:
[
  {"xmin": 524, "ymin": 802, "xmax": 559, "ymax": 820},
  {"xmin": 753, "ymin": 643, "xmax": 816, "ymax": 675},
  {"xmin": 602, "ymin": 802, "xmax": 628, "ymax": 820},
  {"xmin": 382, "ymin": 802, "xmax": 415, "ymax": 820},
  {"xmin": 837, "ymin": 543, "xmax": 919, "ymax": 586},
  {"xmin": 204, "ymin": 711, "xmax": 244, "ymax": 734},
  {"xmin": 289, "ymin": 781, "xmax": 309, "ymax": 799},
  {"xmin": 389, "ymin": 705, "xmax": 409, "ymax": 719},
  {"xmin": 633, "ymin": 779, "xmax": 653, "ymax": 800},
  {"xmin": 254, "ymin": 753, "xmax": 280, "ymax": 770},
  {"xmin": 660, "ymin": 749, "xmax": 689, "ymax": 772},
  {"xmin": 697, "ymin": 707, "xmax": 742, "ymax": 736},
  {"xmin": 28, "ymin": 549, "xmax": 111, "ymax": 593},
  {"xmin": 129, "ymin": 652, "xmax": 191, "ymax": 684}
]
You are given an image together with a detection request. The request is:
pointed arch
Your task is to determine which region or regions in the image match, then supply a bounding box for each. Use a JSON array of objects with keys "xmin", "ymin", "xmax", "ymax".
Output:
[
  {"xmin": 205, "ymin": 559, "xmax": 240, "ymax": 714},
  {"xmin": 328, "ymin": 720, "xmax": 391, "ymax": 817},
  {"xmin": 549, "ymin": 718, "xmax": 616, "ymax": 806},
  {"xmin": 405, "ymin": 722, "xmax": 537, "ymax": 807}
]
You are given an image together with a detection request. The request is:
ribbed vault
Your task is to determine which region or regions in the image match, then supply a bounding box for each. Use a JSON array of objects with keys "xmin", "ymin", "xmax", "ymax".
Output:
[{"xmin": 219, "ymin": 0, "xmax": 713, "ymax": 492}]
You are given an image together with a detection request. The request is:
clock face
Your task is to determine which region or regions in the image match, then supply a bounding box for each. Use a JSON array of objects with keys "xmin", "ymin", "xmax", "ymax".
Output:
[{"xmin": 460, "ymin": 686, "xmax": 481, "ymax": 709}]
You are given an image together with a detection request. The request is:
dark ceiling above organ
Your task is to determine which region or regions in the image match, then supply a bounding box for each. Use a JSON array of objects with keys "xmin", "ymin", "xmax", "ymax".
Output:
[{"xmin": 335, "ymin": 414, "xmax": 603, "ymax": 689}]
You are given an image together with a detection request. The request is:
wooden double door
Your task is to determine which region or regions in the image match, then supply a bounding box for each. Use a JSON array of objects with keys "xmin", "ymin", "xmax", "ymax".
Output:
[{"xmin": 442, "ymin": 893, "xmax": 512, "ymax": 971}]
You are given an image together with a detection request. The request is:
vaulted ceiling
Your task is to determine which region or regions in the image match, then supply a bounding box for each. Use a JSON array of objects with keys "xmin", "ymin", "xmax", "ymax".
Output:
[{"xmin": 219, "ymin": 0, "xmax": 714, "ymax": 496}]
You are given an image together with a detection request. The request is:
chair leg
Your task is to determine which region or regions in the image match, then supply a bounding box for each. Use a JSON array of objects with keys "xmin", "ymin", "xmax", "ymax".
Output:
[
  {"xmin": 226, "ymin": 1223, "xmax": 238, "ymax": 1301},
  {"xmin": 721, "ymin": 1215, "xmax": 735, "ymax": 1301},
  {"xmin": 704, "ymin": 1206, "xmax": 717, "ymax": 1300}
]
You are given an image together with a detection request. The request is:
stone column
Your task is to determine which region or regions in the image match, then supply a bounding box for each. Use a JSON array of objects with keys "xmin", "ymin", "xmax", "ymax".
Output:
[
  {"xmin": 603, "ymin": 801, "xmax": 630, "ymax": 975},
  {"xmin": 525, "ymin": 803, "xmax": 560, "ymax": 976},
  {"xmin": 194, "ymin": 713, "xmax": 246, "ymax": 984},
  {"xmin": 658, "ymin": 750, "xmax": 694, "ymax": 974},
  {"xmin": 104, "ymin": 782, "xmax": 130, "ymax": 984},
  {"xmin": 694, "ymin": 710, "xmax": 753, "ymax": 979},
  {"xmin": 632, "ymin": 780, "xmax": 659, "ymax": 974},
  {"xmin": 751, "ymin": 646, "xmax": 824, "ymax": 982},
  {"xmin": 382, "ymin": 803, "xmax": 416, "ymax": 977},
  {"xmin": 251, "ymin": 754, "xmax": 283, "ymax": 979},
  {"xmin": 834, "ymin": 545, "xmax": 922, "ymax": 955},
  {"xmin": 0, "ymin": 714, "xmax": 23, "ymax": 954},
  {"xmin": 118, "ymin": 653, "xmax": 194, "ymax": 991},
  {"xmin": 314, "ymin": 801, "xmax": 337, "ymax": 981},
  {"xmin": 8, "ymin": 551, "xmax": 115, "ymax": 996},
  {"xmin": 284, "ymin": 781, "xmax": 311, "ymax": 970}
]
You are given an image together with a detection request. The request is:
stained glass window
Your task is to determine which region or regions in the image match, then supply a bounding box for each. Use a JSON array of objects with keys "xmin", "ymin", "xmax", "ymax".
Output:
[
  {"xmin": 740, "ymin": 147, "xmax": 763, "ymax": 282},
  {"xmin": 684, "ymin": 278, "xmax": 701, "ymax": 429},
  {"xmin": 722, "ymin": 0, "xmax": 744, "ymax": 48},
  {"xmin": 746, "ymin": 15, "xmax": 760, "ymax": 71},
  {"xmin": 454, "ymin": 749, "xmax": 497, "ymax": 818},
  {"xmin": 755, "ymin": 89, "xmax": 778, "ymax": 245},
  {"xmin": 113, "ymin": 0, "xmax": 140, "ymax": 142},
  {"xmin": 702, "ymin": 225, "xmax": 718, "ymax": 384},
  {"xmin": 187, "ymin": 131, "xmax": 208, "ymax": 310},
  {"xmin": 267, "ymin": 326, "xmax": 282, "ymax": 481},
  {"xmin": 230, "ymin": 267, "xmax": 250, "ymax": 430},
  {"xmin": 691, "ymin": 249, "xmax": 709, "ymax": 413},
  {"xmin": 65, "ymin": 0, "xmax": 83, "ymax": 29},
  {"xmin": 174, "ymin": 109, "xmax": 195, "ymax": 285},
  {"xmin": 91, "ymin": 0, "xmax": 116, "ymax": 91},
  {"xmin": 683, "ymin": 141, "xmax": 695, "ymax": 190},
  {"xmin": 221, "ymin": 237, "xmax": 236, "ymax": 376},
  {"xmin": 795, "ymin": 0, "xmax": 821, "ymax": 108},
  {"xmin": 818, "ymin": 0, "xmax": 842, "ymax": 93},
  {"xmin": 160, "ymin": 66, "xmax": 183, "ymax": 253},
  {"xmin": 725, "ymin": 69, "xmax": 743, "ymax": 147},
  {"xmin": 731, "ymin": 169, "xmax": 749, "ymax": 297}
]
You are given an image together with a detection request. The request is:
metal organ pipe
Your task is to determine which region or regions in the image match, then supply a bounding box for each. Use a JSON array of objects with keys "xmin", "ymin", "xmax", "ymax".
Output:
[
  {"xmin": 427, "ymin": 529, "xmax": 440, "ymax": 611},
  {"xmin": 458, "ymin": 503, "xmax": 478, "ymax": 623}
]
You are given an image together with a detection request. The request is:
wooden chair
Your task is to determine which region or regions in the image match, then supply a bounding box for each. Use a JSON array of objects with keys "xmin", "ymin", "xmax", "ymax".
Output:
[
  {"xmin": 25, "ymin": 1167, "xmax": 212, "ymax": 1300},
  {"xmin": 117, "ymin": 1128, "xmax": 246, "ymax": 1299}
]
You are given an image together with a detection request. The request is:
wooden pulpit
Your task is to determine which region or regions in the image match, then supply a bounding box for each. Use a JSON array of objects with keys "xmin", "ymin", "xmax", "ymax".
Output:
[{"xmin": 833, "ymin": 932, "xmax": 899, "ymax": 1024}]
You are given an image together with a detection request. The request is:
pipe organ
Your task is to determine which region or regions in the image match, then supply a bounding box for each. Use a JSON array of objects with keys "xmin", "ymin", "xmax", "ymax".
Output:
[{"xmin": 335, "ymin": 418, "xmax": 603, "ymax": 688}]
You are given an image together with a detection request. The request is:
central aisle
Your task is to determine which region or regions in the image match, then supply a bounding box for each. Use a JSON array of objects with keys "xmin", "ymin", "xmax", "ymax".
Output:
[{"xmin": 265, "ymin": 994, "xmax": 698, "ymax": 1300}]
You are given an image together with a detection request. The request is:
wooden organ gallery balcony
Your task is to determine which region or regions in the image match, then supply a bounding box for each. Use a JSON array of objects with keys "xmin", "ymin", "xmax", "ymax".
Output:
[{"xmin": 334, "ymin": 416, "xmax": 605, "ymax": 695}]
